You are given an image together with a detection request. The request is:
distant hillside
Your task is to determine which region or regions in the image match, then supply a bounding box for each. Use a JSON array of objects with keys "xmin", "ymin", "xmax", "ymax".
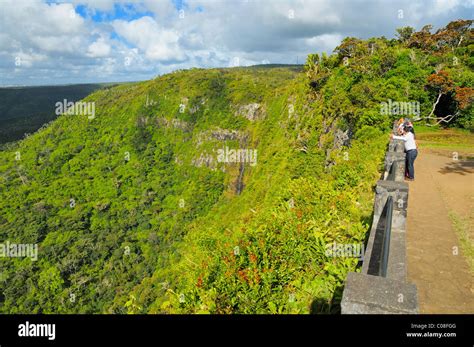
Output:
[
  {"xmin": 0, "ymin": 84, "xmax": 121, "ymax": 144},
  {"xmin": 0, "ymin": 20, "xmax": 472, "ymax": 314},
  {"xmin": 247, "ymin": 63, "xmax": 304, "ymax": 70}
]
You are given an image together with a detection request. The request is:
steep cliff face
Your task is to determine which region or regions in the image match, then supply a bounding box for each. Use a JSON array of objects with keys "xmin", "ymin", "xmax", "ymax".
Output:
[
  {"xmin": 0, "ymin": 20, "xmax": 471, "ymax": 314},
  {"xmin": 0, "ymin": 65, "xmax": 385, "ymax": 314}
]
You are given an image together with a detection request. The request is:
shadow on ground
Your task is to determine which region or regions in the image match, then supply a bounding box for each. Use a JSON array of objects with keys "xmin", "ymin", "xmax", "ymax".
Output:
[{"xmin": 438, "ymin": 160, "xmax": 474, "ymax": 175}]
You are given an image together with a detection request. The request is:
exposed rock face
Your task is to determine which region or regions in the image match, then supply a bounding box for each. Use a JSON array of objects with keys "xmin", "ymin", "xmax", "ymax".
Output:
[
  {"xmin": 156, "ymin": 117, "xmax": 192, "ymax": 131},
  {"xmin": 333, "ymin": 128, "xmax": 351, "ymax": 150},
  {"xmin": 189, "ymin": 105, "xmax": 200, "ymax": 114},
  {"xmin": 192, "ymin": 127, "xmax": 251, "ymax": 174},
  {"xmin": 235, "ymin": 103, "xmax": 265, "ymax": 121},
  {"xmin": 137, "ymin": 116, "xmax": 149, "ymax": 127},
  {"xmin": 191, "ymin": 152, "xmax": 216, "ymax": 169},
  {"xmin": 189, "ymin": 98, "xmax": 206, "ymax": 114},
  {"xmin": 195, "ymin": 128, "xmax": 245, "ymax": 146},
  {"xmin": 325, "ymin": 128, "xmax": 353, "ymax": 169}
]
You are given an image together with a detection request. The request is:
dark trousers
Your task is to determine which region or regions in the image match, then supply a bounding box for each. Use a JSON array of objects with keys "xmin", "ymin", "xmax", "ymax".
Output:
[{"xmin": 405, "ymin": 149, "xmax": 418, "ymax": 179}]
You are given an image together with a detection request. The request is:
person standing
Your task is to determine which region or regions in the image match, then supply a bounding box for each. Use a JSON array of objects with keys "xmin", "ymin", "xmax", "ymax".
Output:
[{"xmin": 391, "ymin": 125, "xmax": 418, "ymax": 181}]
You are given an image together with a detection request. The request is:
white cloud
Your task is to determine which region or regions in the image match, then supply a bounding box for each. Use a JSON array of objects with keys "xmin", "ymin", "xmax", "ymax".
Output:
[
  {"xmin": 0, "ymin": 0, "xmax": 88, "ymax": 55},
  {"xmin": 113, "ymin": 16, "xmax": 186, "ymax": 63},
  {"xmin": 13, "ymin": 51, "xmax": 48, "ymax": 68},
  {"xmin": 142, "ymin": 0, "xmax": 176, "ymax": 19},
  {"xmin": 305, "ymin": 34, "xmax": 345, "ymax": 53},
  {"xmin": 0, "ymin": 0, "xmax": 472, "ymax": 85},
  {"xmin": 87, "ymin": 38, "xmax": 111, "ymax": 57},
  {"xmin": 30, "ymin": 35, "xmax": 86, "ymax": 54},
  {"xmin": 429, "ymin": 0, "xmax": 461, "ymax": 15}
]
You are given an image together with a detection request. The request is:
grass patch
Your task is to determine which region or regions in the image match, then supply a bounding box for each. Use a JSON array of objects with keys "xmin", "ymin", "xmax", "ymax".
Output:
[
  {"xmin": 448, "ymin": 211, "xmax": 474, "ymax": 274},
  {"xmin": 414, "ymin": 126, "xmax": 474, "ymax": 156}
]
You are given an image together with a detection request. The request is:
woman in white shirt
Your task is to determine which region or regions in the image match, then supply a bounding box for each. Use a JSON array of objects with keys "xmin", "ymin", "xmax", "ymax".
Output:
[{"xmin": 391, "ymin": 126, "xmax": 418, "ymax": 181}]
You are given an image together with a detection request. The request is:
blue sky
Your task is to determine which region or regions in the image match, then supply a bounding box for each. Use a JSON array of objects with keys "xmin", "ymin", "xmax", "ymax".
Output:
[
  {"xmin": 74, "ymin": 3, "xmax": 154, "ymax": 22},
  {"xmin": 0, "ymin": 0, "xmax": 472, "ymax": 86}
]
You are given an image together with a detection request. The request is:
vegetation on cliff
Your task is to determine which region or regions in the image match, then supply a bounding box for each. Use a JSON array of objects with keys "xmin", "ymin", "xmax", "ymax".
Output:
[{"xmin": 0, "ymin": 20, "xmax": 471, "ymax": 313}]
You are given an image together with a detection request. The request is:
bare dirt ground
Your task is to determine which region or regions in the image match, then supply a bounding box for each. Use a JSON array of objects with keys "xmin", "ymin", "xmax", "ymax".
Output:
[{"xmin": 406, "ymin": 147, "xmax": 474, "ymax": 313}]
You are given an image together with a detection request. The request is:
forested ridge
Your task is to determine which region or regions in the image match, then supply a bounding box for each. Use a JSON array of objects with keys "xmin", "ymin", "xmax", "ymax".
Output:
[
  {"xmin": 0, "ymin": 20, "xmax": 472, "ymax": 313},
  {"xmin": 0, "ymin": 84, "xmax": 116, "ymax": 144}
]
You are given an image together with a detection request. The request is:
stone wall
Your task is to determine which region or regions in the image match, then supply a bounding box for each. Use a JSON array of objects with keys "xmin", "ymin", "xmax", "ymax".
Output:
[{"xmin": 341, "ymin": 138, "xmax": 419, "ymax": 314}]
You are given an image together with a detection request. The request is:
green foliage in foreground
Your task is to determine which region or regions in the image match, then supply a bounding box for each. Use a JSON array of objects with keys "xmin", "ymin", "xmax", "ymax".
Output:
[{"xmin": 0, "ymin": 21, "xmax": 472, "ymax": 314}]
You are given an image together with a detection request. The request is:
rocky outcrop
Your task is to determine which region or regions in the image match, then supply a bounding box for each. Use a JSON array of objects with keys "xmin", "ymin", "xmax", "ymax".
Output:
[
  {"xmin": 333, "ymin": 128, "xmax": 351, "ymax": 149},
  {"xmin": 191, "ymin": 152, "xmax": 216, "ymax": 169},
  {"xmin": 156, "ymin": 117, "xmax": 192, "ymax": 131},
  {"xmin": 189, "ymin": 98, "xmax": 207, "ymax": 114},
  {"xmin": 195, "ymin": 128, "xmax": 246, "ymax": 146},
  {"xmin": 235, "ymin": 103, "xmax": 265, "ymax": 121},
  {"xmin": 324, "ymin": 127, "xmax": 353, "ymax": 169}
]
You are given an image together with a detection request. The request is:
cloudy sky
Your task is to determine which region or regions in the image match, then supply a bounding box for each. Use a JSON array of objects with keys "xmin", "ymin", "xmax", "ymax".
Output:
[{"xmin": 0, "ymin": 0, "xmax": 472, "ymax": 86}]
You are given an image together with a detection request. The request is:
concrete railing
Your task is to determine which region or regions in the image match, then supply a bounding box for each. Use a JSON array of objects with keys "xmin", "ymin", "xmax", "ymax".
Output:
[{"xmin": 340, "ymin": 136, "xmax": 419, "ymax": 314}]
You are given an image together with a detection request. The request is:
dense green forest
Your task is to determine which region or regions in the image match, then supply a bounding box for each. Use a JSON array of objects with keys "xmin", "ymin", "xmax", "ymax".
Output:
[
  {"xmin": 0, "ymin": 20, "xmax": 472, "ymax": 314},
  {"xmin": 0, "ymin": 84, "xmax": 119, "ymax": 144}
]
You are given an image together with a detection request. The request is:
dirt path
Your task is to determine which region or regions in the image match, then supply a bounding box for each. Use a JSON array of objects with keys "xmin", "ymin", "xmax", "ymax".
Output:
[{"xmin": 406, "ymin": 148, "xmax": 474, "ymax": 313}]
